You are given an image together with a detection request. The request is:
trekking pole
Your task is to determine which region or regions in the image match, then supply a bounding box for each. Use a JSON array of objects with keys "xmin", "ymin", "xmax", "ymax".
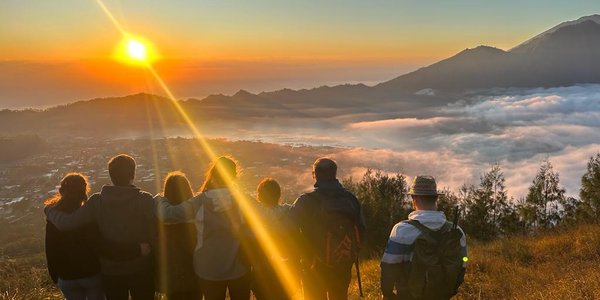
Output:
[
  {"xmin": 452, "ymin": 205, "xmax": 460, "ymax": 230},
  {"xmin": 355, "ymin": 256, "xmax": 364, "ymax": 297}
]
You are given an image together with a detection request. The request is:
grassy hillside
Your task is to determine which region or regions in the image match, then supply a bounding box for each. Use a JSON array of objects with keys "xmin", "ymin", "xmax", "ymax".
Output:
[
  {"xmin": 3, "ymin": 224, "xmax": 600, "ymax": 299},
  {"xmin": 347, "ymin": 224, "xmax": 600, "ymax": 300}
]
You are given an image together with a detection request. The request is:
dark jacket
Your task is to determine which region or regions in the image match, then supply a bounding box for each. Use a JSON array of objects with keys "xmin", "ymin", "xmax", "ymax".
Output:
[
  {"xmin": 45, "ymin": 221, "xmax": 101, "ymax": 283},
  {"xmin": 45, "ymin": 221, "xmax": 141, "ymax": 283},
  {"xmin": 45, "ymin": 185, "xmax": 157, "ymax": 276},
  {"xmin": 156, "ymin": 222, "xmax": 198, "ymax": 293},
  {"xmin": 291, "ymin": 179, "xmax": 366, "ymax": 265}
]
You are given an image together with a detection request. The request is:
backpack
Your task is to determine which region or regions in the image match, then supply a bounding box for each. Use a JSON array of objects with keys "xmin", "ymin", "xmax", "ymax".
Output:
[
  {"xmin": 312, "ymin": 190, "xmax": 361, "ymax": 268},
  {"xmin": 406, "ymin": 220, "xmax": 464, "ymax": 300}
]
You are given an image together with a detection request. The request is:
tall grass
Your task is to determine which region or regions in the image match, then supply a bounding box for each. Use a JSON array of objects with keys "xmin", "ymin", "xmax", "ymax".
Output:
[{"xmin": 3, "ymin": 224, "xmax": 600, "ymax": 299}]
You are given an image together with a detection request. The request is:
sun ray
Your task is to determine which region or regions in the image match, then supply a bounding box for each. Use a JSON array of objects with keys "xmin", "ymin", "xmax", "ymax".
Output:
[{"xmin": 94, "ymin": 0, "xmax": 303, "ymax": 297}]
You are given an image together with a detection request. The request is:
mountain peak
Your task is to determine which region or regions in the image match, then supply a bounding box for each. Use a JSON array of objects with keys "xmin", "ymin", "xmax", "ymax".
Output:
[
  {"xmin": 511, "ymin": 14, "xmax": 600, "ymax": 53},
  {"xmin": 233, "ymin": 89, "xmax": 255, "ymax": 97}
]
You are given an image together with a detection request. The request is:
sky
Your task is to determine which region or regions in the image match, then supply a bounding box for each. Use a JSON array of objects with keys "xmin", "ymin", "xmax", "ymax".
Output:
[
  {"xmin": 3, "ymin": 1, "xmax": 600, "ymax": 61},
  {"xmin": 1, "ymin": 0, "xmax": 600, "ymax": 107}
]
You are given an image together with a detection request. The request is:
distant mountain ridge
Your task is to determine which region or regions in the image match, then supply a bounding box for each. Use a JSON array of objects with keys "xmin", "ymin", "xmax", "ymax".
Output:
[
  {"xmin": 2, "ymin": 15, "xmax": 600, "ymax": 136},
  {"xmin": 378, "ymin": 15, "xmax": 600, "ymax": 92}
]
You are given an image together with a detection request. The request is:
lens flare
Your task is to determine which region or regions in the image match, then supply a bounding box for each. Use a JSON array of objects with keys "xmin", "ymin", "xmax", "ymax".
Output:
[{"xmin": 127, "ymin": 39, "xmax": 147, "ymax": 61}]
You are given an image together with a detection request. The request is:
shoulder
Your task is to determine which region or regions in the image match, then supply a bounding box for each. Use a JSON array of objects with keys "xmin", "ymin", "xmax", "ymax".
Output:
[
  {"xmin": 88, "ymin": 193, "xmax": 101, "ymax": 203},
  {"xmin": 293, "ymin": 191, "xmax": 315, "ymax": 205},
  {"xmin": 139, "ymin": 190, "xmax": 153, "ymax": 200},
  {"xmin": 389, "ymin": 220, "xmax": 421, "ymax": 244}
]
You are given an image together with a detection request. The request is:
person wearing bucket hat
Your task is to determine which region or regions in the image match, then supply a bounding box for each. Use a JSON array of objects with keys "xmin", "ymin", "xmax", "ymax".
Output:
[{"xmin": 380, "ymin": 175, "xmax": 468, "ymax": 300}]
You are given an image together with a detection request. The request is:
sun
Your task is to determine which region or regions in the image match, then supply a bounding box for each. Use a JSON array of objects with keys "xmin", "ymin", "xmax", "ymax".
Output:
[
  {"xmin": 127, "ymin": 39, "xmax": 147, "ymax": 61},
  {"xmin": 114, "ymin": 36, "xmax": 158, "ymax": 66}
]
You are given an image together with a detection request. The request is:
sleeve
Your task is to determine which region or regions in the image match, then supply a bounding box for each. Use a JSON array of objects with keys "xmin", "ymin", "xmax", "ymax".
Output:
[
  {"xmin": 155, "ymin": 193, "xmax": 202, "ymax": 224},
  {"xmin": 44, "ymin": 223, "xmax": 59, "ymax": 284},
  {"xmin": 142, "ymin": 193, "xmax": 158, "ymax": 256},
  {"xmin": 380, "ymin": 223, "xmax": 412, "ymax": 299},
  {"xmin": 44, "ymin": 196, "xmax": 97, "ymax": 231},
  {"xmin": 290, "ymin": 194, "xmax": 310, "ymax": 230},
  {"xmin": 83, "ymin": 223, "xmax": 141, "ymax": 261}
]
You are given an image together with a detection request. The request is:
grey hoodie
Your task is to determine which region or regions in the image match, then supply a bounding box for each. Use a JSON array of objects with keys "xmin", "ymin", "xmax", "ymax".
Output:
[
  {"xmin": 45, "ymin": 185, "xmax": 157, "ymax": 275},
  {"xmin": 156, "ymin": 188, "xmax": 248, "ymax": 281}
]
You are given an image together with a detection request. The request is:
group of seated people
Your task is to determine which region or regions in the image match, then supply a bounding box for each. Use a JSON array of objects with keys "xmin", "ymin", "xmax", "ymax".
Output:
[{"xmin": 45, "ymin": 154, "xmax": 365, "ymax": 300}]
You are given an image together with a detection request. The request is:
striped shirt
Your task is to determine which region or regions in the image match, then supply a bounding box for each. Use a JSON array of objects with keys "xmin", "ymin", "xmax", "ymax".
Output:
[{"xmin": 381, "ymin": 210, "xmax": 467, "ymax": 266}]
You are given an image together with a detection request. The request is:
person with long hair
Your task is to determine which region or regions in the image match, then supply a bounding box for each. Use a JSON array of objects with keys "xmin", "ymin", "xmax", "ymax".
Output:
[
  {"xmin": 45, "ymin": 155, "xmax": 158, "ymax": 300},
  {"xmin": 45, "ymin": 173, "xmax": 144, "ymax": 300},
  {"xmin": 156, "ymin": 156, "xmax": 252, "ymax": 300},
  {"xmin": 156, "ymin": 171, "xmax": 202, "ymax": 300}
]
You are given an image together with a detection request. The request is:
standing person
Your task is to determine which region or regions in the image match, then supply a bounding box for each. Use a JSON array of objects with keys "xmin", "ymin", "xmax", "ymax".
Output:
[
  {"xmin": 156, "ymin": 171, "xmax": 202, "ymax": 300},
  {"xmin": 45, "ymin": 173, "xmax": 145, "ymax": 300},
  {"xmin": 45, "ymin": 155, "xmax": 158, "ymax": 300},
  {"xmin": 291, "ymin": 158, "xmax": 365, "ymax": 300},
  {"xmin": 250, "ymin": 177, "xmax": 300, "ymax": 300},
  {"xmin": 380, "ymin": 176, "xmax": 467, "ymax": 300},
  {"xmin": 156, "ymin": 156, "xmax": 251, "ymax": 300}
]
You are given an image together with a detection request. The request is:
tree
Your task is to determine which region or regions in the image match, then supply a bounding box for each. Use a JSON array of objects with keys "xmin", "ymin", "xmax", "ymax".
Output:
[
  {"xmin": 344, "ymin": 169, "xmax": 410, "ymax": 252},
  {"xmin": 525, "ymin": 158, "xmax": 565, "ymax": 229},
  {"xmin": 580, "ymin": 153, "xmax": 600, "ymax": 222}
]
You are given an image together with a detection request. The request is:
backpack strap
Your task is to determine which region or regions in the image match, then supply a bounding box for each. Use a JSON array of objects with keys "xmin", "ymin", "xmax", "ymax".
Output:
[{"xmin": 407, "ymin": 220, "xmax": 453, "ymax": 234}]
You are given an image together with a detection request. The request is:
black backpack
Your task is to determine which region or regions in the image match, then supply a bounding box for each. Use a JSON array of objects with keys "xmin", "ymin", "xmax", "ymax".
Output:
[
  {"xmin": 406, "ymin": 220, "xmax": 464, "ymax": 299},
  {"xmin": 312, "ymin": 190, "xmax": 361, "ymax": 268}
]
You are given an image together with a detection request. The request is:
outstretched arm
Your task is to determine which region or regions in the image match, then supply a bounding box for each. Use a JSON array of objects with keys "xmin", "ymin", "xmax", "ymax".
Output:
[
  {"xmin": 44, "ymin": 195, "xmax": 97, "ymax": 231},
  {"xmin": 155, "ymin": 193, "xmax": 204, "ymax": 224}
]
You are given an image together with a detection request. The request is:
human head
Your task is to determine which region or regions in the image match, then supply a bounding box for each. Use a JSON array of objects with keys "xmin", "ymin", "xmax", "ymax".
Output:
[
  {"xmin": 163, "ymin": 171, "xmax": 194, "ymax": 205},
  {"xmin": 312, "ymin": 158, "xmax": 337, "ymax": 181},
  {"xmin": 108, "ymin": 154, "xmax": 136, "ymax": 186},
  {"xmin": 257, "ymin": 177, "xmax": 281, "ymax": 207},
  {"xmin": 200, "ymin": 156, "xmax": 238, "ymax": 192},
  {"xmin": 408, "ymin": 175, "xmax": 441, "ymax": 210},
  {"xmin": 44, "ymin": 173, "xmax": 89, "ymax": 213}
]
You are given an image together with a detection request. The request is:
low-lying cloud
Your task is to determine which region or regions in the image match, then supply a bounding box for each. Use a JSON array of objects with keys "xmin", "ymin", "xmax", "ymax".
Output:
[{"xmin": 338, "ymin": 85, "xmax": 600, "ymax": 198}]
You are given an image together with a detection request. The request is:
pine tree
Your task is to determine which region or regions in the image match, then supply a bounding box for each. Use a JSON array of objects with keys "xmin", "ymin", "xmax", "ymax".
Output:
[
  {"xmin": 525, "ymin": 158, "xmax": 565, "ymax": 229},
  {"xmin": 580, "ymin": 153, "xmax": 600, "ymax": 222},
  {"xmin": 343, "ymin": 169, "xmax": 410, "ymax": 251}
]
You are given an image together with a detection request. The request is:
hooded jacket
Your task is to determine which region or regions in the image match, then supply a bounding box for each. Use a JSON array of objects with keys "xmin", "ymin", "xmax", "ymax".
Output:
[
  {"xmin": 45, "ymin": 185, "xmax": 157, "ymax": 275},
  {"xmin": 156, "ymin": 188, "xmax": 249, "ymax": 281}
]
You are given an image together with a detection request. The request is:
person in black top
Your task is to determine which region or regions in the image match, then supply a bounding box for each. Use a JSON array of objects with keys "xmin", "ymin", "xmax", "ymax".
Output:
[
  {"xmin": 45, "ymin": 173, "xmax": 146, "ymax": 300},
  {"xmin": 155, "ymin": 171, "xmax": 202, "ymax": 300},
  {"xmin": 291, "ymin": 158, "xmax": 366, "ymax": 300}
]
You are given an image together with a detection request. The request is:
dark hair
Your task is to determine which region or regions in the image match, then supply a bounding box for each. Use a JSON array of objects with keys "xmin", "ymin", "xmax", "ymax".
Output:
[
  {"xmin": 199, "ymin": 156, "xmax": 238, "ymax": 192},
  {"xmin": 163, "ymin": 171, "xmax": 194, "ymax": 205},
  {"xmin": 108, "ymin": 154, "xmax": 136, "ymax": 186},
  {"xmin": 44, "ymin": 173, "xmax": 89, "ymax": 213},
  {"xmin": 411, "ymin": 194, "xmax": 438, "ymax": 206},
  {"xmin": 257, "ymin": 177, "xmax": 281, "ymax": 207},
  {"xmin": 313, "ymin": 158, "xmax": 337, "ymax": 180}
]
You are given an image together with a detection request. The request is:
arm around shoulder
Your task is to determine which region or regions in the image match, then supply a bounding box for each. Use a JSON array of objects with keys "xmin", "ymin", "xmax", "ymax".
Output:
[
  {"xmin": 155, "ymin": 193, "xmax": 201, "ymax": 224},
  {"xmin": 45, "ymin": 195, "xmax": 97, "ymax": 231}
]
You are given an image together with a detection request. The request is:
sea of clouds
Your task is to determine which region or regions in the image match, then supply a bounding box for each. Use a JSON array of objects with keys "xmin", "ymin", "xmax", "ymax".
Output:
[{"xmin": 339, "ymin": 85, "xmax": 600, "ymax": 199}]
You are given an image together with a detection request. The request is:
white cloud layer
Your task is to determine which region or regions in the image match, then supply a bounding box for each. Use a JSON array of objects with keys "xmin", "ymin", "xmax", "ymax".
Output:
[{"xmin": 340, "ymin": 85, "xmax": 600, "ymax": 198}]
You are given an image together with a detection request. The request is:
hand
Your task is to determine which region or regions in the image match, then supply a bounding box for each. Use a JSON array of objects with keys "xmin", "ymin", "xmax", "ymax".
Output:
[{"xmin": 139, "ymin": 243, "xmax": 151, "ymax": 256}]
